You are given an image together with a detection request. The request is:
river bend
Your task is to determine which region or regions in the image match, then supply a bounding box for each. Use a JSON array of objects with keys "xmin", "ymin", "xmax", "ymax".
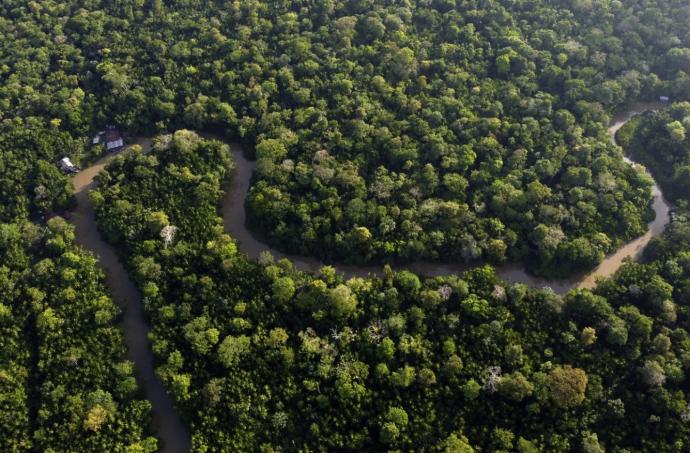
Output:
[
  {"xmin": 223, "ymin": 101, "xmax": 671, "ymax": 293},
  {"xmin": 69, "ymin": 102, "xmax": 670, "ymax": 452},
  {"xmin": 70, "ymin": 138, "xmax": 191, "ymax": 453}
]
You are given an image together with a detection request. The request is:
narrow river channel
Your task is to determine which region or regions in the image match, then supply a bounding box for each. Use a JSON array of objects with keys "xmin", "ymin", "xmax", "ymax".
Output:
[
  {"xmin": 69, "ymin": 102, "xmax": 670, "ymax": 452},
  {"xmin": 223, "ymin": 101, "xmax": 671, "ymax": 294},
  {"xmin": 70, "ymin": 138, "xmax": 191, "ymax": 453},
  {"xmin": 574, "ymin": 102, "xmax": 671, "ymax": 290}
]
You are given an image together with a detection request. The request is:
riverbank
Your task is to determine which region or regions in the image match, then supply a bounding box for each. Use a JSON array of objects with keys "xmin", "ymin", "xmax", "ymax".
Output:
[
  {"xmin": 575, "ymin": 102, "xmax": 671, "ymax": 290},
  {"xmin": 65, "ymin": 101, "xmax": 670, "ymax": 452},
  {"xmin": 222, "ymin": 101, "xmax": 671, "ymax": 294},
  {"xmin": 70, "ymin": 138, "xmax": 191, "ymax": 453}
]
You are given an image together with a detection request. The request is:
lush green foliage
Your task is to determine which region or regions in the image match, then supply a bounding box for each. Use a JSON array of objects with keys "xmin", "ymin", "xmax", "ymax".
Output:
[
  {"xmin": 0, "ymin": 219, "xmax": 156, "ymax": 452},
  {"xmin": 94, "ymin": 131, "xmax": 690, "ymax": 452},
  {"xmin": 0, "ymin": 121, "xmax": 78, "ymax": 222},
  {"xmin": 2, "ymin": 0, "xmax": 690, "ymax": 276},
  {"xmin": 229, "ymin": 0, "xmax": 674, "ymax": 276},
  {"xmin": 618, "ymin": 102, "xmax": 690, "ymax": 203},
  {"xmin": 3, "ymin": 0, "xmax": 690, "ymax": 450},
  {"xmin": 92, "ymin": 131, "xmax": 234, "ymax": 247},
  {"xmin": 0, "ymin": 223, "xmax": 31, "ymax": 450},
  {"xmin": 0, "ymin": 3, "xmax": 164, "ymax": 447}
]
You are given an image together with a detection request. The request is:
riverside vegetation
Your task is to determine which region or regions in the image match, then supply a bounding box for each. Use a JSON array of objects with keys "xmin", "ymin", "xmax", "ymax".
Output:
[
  {"xmin": 0, "ymin": 219, "xmax": 156, "ymax": 451},
  {"xmin": 2, "ymin": 0, "xmax": 690, "ymax": 452},
  {"xmin": 90, "ymin": 130, "xmax": 690, "ymax": 451},
  {"xmin": 617, "ymin": 101, "xmax": 690, "ymax": 204},
  {"xmin": 4, "ymin": 0, "xmax": 690, "ymax": 276}
]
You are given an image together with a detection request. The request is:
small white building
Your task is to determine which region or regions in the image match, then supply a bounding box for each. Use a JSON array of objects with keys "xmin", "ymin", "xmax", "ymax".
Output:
[
  {"xmin": 105, "ymin": 138, "xmax": 124, "ymax": 151},
  {"xmin": 106, "ymin": 138, "xmax": 124, "ymax": 151},
  {"xmin": 59, "ymin": 157, "xmax": 78, "ymax": 173},
  {"xmin": 92, "ymin": 130, "xmax": 108, "ymax": 147},
  {"xmin": 660, "ymin": 96, "xmax": 670, "ymax": 102}
]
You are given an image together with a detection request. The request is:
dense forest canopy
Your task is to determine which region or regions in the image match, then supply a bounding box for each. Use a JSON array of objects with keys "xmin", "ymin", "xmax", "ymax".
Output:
[
  {"xmin": 1, "ymin": 0, "xmax": 690, "ymax": 275},
  {"xmin": 1, "ymin": 0, "xmax": 690, "ymax": 452},
  {"xmin": 92, "ymin": 130, "xmax": 690, "ymax": 452},
  {"xmin": 0, "ymin": 220, "xmax": 156, "ymax": 451},
  {"xmin": 617, "ymin": 101, "xmax": 690, "ymax": 204}
]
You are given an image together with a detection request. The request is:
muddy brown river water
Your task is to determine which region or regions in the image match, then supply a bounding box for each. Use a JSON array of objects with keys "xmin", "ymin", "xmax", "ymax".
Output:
[
  {"xmin": 71, "ymin": 138, "xmax": 191, "ymax": 453},
  {"xmin": 71, "ymin": 102, "xmax": 669, "ymax": 452},
  {"xmin": 223, "ymin": 101, "xmax": 671, "ymax": 293}
]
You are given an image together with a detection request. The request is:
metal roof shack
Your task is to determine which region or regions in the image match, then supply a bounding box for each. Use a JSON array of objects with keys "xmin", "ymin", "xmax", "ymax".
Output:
[
  {"xmin": 59, "ymin": 157, "xmax": 79, "ymax": 174},
  {"xmin": 105, "ymin": 126, "xmax": 124, "ymax": 151},
  {"xmin": 92, "ymin": 134, "xmax": 101, "ymax": 145}
]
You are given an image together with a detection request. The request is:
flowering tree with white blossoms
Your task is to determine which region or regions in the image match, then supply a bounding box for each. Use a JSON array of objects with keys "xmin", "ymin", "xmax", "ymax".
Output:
[{"xmin": 160, "ymin": 225, "xmax": 178, "ymax": 248}]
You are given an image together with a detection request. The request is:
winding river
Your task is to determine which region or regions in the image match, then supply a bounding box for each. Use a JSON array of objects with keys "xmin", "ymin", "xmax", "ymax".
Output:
[
  {"xmin": 71, "ymin": 138, "xmax": 191, "ymax": 453},
  {"xmin": 223, "ymin": 101, "xmax": 671, "ymax": 294},
  {"xmin": 575, "ymin": 102, "xmax": 671, "ymax": 290},
  {"xmin": 70, "ymin": 102, "xmax": 669, "ymax": 452}
]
